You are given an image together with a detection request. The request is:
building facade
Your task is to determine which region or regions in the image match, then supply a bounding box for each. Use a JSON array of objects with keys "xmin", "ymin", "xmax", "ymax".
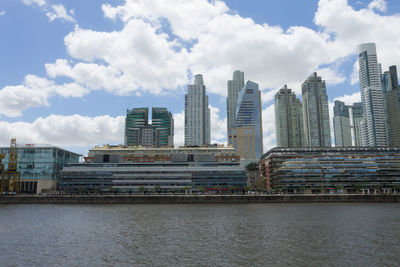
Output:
[
  {"xmin": 382, "ymin": 65, "xmax": 400, "ymax": 146},
  {"xmin": 333, "ymin": 100, "xmax": 352, "ymax": 147},
  {"xmin": 0, "ymin": 144, "xmax": 80, "ymax": 194},
  {"xmin": 358, "ymin": 43, "xmax": 388, "ymax": 146},
  {"xmin": 227, "ymin": 70, "xmax": 245, "ymax": 136},
  {"xmin": 185, "ymin": 74, "xmax": 211, "ymax": 146},
  {"xmin": 228, "ymin": 81, "xmax": 263, "ymax": 162},
  {"xmin": 259, "ymin": 147, "xmax": 400, "ymax": 194},
  {"xmin": 352, "ymin": 102, "xmax": 364, "ymax": 146},
  {"xmin": 60, "ymin": 152, "xmax": 246, "ymax": 194},
  {"xmin": 274, "ymin": 85, "xmax": 304, "ymax": 148},
  {"xmin": 125, "ymin": 107, "xmax": 174, "ymax": 147},
  {"xmin": 302, "ymin": 72, "xmax": 331, "ymax": 147}
]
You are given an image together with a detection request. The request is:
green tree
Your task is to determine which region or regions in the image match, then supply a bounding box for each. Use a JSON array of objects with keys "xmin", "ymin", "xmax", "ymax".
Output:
[
  {"xmin": 138, "ymin": 186, "xmax": 144, "ymax": 195},
  {"xmin": 198, "ymin": 186, "xmax": 206, "ymax": 194},
  {"xmin": 245, "ymin": 162, "xmax": 259, "ymax": 171}
]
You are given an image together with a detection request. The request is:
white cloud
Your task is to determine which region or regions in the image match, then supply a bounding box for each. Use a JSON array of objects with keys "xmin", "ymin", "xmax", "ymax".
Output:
[
  {"xmin": 0, "ymin": 114, "xmax": 124, "ymax": 147},
  {"xmin": 173, "ymin": 111, "xmax": 184, "ymax": 147},
  {"xmin": 0, "ymin": 10, "xmax": 6, "ymax": 16},
  {"xmin": 0, "ymin": 75, "xmax": 87, "ymax": 117},
  {"xmin": 22, "ymin": 0, "xmax": 46, "ymax": 7},
  {"xmin": 262, "ymin": 105, "xmax": 276, "ymax": 152},
  {"xmin": 46, "ymin": 4, "xmax": 76, "ymax": 23},
  {"xmin": 368, "ymin": 0, "xmax": 387, "ymax": 12}
]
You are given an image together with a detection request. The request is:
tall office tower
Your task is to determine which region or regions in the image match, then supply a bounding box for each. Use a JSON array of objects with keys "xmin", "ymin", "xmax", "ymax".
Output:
[
  {"xmin": 302, "ymin": 72, "xmax": 331, "ymax": 147},
  {"xmin": 352, "ymin": 102, "xmax": 364, "ymax": 146},
  {"xmin": 382, "ymin": 65, "xmax": 400, "ymax": 146},
  {"xmin": 227, "ymin": 70, "xmax": 245, "ymax": 135},
  {"xmin": 125, "ymin": 108, "xmax": 148, "ymax": 146},
  {"xmin": 228, "ymin": 81, "xmax": 263, "ymax": 162},
  {"xmin": 274, "ymin": 85, "xmax": 304, "ymax": 147},
  {"xmin": 125, "ymin": 107, "xmax": 174, "ymax": 147},
  {"xmin": 152, "ymin": 107, "xmax": 174, "ymax": 147},
  {"xmin": 333, "ymin": 100, "xmax": 352, "ymax": 147},
  {"xmin": 358, "ymin": 43, "xmax": 388, "ymax": 146},
  {"xmin": 184, "ymin": 74, "xmax": 211, "ymax": 146}
]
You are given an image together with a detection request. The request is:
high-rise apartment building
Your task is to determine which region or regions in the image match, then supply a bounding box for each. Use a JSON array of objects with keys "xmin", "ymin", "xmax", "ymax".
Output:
[
  {"xmin": 227, "ymin": 70, "xmax": 245, "ymax": 135},
  {"xmin": 382, "ymin": 65, "xmax": 400, "ymax": 146},
  {"xmin": 352, "ymin": 102, "xmax": 364, "ymax": 146},
  {"xmin": 228, "ymin": 81, "xmax": 263, "ymax": 162},
  {"xmin": 274, "ymin": 85, "xmax": 304, "ymax": 147},
  {"xmin": 302, "ymin": 72, "xmax": 331, "ymax": 147},
  {"xmin": 358, "ymin": 43, "xmax": 388, "ymax": 146},
  {"xmin": 333, "ymin": 100, "xmax": 352, "ymax": 147},
  {"xmin": 125, "ymin": 107, "xmax": 174, "ymax": 147},
  {"xmin": 184, "ymin": 74, "xmax": 211, "ymax": 146}
]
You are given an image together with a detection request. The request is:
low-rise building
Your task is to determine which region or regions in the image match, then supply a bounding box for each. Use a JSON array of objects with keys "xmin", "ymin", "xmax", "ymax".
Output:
[
  {"xmin": 0, "ymin": 144, "xmax": 80, "ymax": 194},
  {"xmin": 259, "ymin": 147, "xmax": 400, "ymax": 194},
  {"xmin": 60, "ymin": 151, "xmax": 246, "ymax": 194}
]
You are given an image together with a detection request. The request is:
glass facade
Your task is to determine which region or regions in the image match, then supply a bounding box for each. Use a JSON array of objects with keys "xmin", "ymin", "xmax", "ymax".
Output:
[
  {"xmin": 260, "ymin": 147, "xmax": 400, "ymax": 193},
  {"xmin": 0, "ymin": 145, "xmax": 80, "ymax": 181}
]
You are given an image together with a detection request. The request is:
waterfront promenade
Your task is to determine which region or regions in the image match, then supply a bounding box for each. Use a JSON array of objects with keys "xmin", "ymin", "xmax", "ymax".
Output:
[{"xmin": 0, "ymin": 194, "xmax": 399, "ymax": 204}]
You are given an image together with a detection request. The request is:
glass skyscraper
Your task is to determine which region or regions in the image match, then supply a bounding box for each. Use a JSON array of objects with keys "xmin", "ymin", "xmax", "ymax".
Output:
[
  {"xmin": 358, "ymin": 43, "xmax": 388, "ymax": 146},
  {"xmin": 184, "ymin": 74, "xmax": 210, "ymax": 146},
  {"xmin": 274, "ymin": 85, "xmax": 304, "ymax": 148},
  {"xmin": 302, "ymin": 72, "xmax": 331, "ymax": 147},
  {"xmin": 333, "ymin": 100, "xmax": 352, "ymax": 147},
  {"xmin": 228, "ymin": 81, "xmax": 263, "ymax": 162},
  {"xmin": 125, "ymin": 107, "xmax": 174, "ymax": 147},
  {"xmin": 227, "ymin": 70, "xmax": 245, "ymax": 136},
  {"xmin": 382, "ymin": 65, "xmax": 400, "ymax": 146}
]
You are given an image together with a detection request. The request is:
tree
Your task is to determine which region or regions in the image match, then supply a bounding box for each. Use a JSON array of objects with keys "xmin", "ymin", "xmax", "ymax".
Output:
[
  {"xmin": 138, "ymin": 186, "xmax": 144, "ymax": 195},
  {"xmin": 198, "ymin": 186, "xmax": 206, "ymax": 194},
  {"xmin": 245, "ymin": 162, "xmax": 259, "ymax": 172},
  {"xmin": 184, "ymin": 185, "xmax": 192, "ymax": 194},
  {"xmin": 155, "ymin": 185, "xmax": 161, "ymax": 194}
]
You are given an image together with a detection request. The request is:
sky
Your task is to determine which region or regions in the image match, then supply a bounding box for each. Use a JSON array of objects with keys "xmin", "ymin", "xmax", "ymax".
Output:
[{"xmin": 0, "ymin": 0, "xmax": 400, "ymax": 155}]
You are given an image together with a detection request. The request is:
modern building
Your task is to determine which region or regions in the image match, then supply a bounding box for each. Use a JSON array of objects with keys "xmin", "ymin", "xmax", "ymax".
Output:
[
  {"xmin": 0, "ymin": 144, "xmax": 80, "ymax": 194},
  {"xmin": 302, "ymin": 72, "xmax": 331, "ymax": 147},
  {"xmin": 85, "ymin": 144, "xmax": 240, "ymax": 163},
  {"xmin": 227, "ymin": 70, "xmax": 245, "ymax": 135},
  {"xmin": 259, "ymin": 147, "xmax": 400, "ymax": 194},
  {"xmin": 274, "ymin": 85, "xmax": 304, "ymax": 148},
  {"xmin": 358, "ymin": 43, "xmax": 388, "ymax": 146},
  {"xmin": 228, "ymin": 81, "xmax": 263, "ymax": 163},
  {"xmin": 60, "ymin": 151, "xmax": 246, "ymax": 194},
  {"xmin": 125, "ymin": 107, "xmax": 174, "ymax": 147},
  {"xmin": 185, "ymin": 74, "xmax": 211, "ymax": 146},
  {"xmin": 382, "ymin": 65, "xmax": 400, "ymax": 146},
  {"xmin": 333, "ymin": 100, "xmax": 352, "ymax": 147},
  {"xmin": 352, "ymin": 102, "xmax": 364, "ymax": 146}
]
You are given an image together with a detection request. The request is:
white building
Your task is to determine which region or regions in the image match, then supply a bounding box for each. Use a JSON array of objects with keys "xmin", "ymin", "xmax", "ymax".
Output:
[
  {"xmin": 358, "ymin": 43, "xmax": 388, "ymax": 146},
  {"xmin": 184, "ymin": 74, "xmax": 211, "ymax": 146}
]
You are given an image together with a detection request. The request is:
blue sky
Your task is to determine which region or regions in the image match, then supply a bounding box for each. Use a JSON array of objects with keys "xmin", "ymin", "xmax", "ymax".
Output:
[{"xmin": 0, "ymin": 0, "xmax": 399, "ymax": 155}]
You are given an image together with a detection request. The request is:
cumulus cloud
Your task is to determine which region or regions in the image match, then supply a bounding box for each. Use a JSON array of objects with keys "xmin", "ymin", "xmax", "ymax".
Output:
[
  {"xmin": 0, "ymin": 75, "xmax": 87, "ymax": 117},
  {"xmin": 0, "ymin": 10, "xmax": 6, "ymax": 16},
  {"xmin": 0, "ymin": 114, "xmax": 124, "ymax": 147},
  {"xmin": 262, "ymin": 105, "xmax": 276, "ymax": 152},
  {"xmin": 46, "ymin": 4, "xmax": 76, "ymax": 23}
]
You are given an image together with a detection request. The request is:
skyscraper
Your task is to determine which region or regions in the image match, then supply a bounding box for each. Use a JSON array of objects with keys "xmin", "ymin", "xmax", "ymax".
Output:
[
  {"xmin": 125, "ymin": 108, "xmax": 148, "ymax": 146},
  {"xmin": 152, "ymin": 108, "xmax": 174, "ymax": 147},
  {"xmin": 352, "ymin": 102, "xmax": 364, "ymax": 146},
  {"xmin": 227, "ymin": 70, "xmax": 245, "ymax": 135},
  {"xmin": 125, "ymin": 107, "xmax": 174, "ymax": 147},
  {"xmin": 302, "ymin": 72, "xmax": 331, "ymax": 147},
  {"xmin": 228, "ymin": 81, "xmax": 263, "ymax": 162},
  {"xmin": 333, "ymin": 100, "xmax": 352, "ymax": 147},
  {"xmin": 382, "ymin": 65, "xmax": 400, "ymax": 146},
  {"xmin": 274, "ymin": 85, "xmax": 304, "ymax": 147},
  {"xmin": 184, "ymin": 74, "xmax": 211, "ymax": 146},
  {"xmin": 358, "ymin": 43, "xmax": 388, "ymax": 146}
]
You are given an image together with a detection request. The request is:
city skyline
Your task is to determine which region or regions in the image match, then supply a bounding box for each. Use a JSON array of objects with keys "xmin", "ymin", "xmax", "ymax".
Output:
[{"xmin": 1, "ymin": 0, "xmax": 400, "ymax": 155}]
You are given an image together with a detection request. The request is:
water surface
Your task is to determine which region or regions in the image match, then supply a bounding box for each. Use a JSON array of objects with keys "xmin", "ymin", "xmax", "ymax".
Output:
[{"xmin": 0, "ymin": 203, "xmax": 399, "ymax": 266}]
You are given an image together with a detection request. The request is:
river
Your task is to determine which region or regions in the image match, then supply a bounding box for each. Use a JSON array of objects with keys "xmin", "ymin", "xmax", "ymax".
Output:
[{"xmin": 0, "ymin": 203, "xmax": 399, "ymax": 266}]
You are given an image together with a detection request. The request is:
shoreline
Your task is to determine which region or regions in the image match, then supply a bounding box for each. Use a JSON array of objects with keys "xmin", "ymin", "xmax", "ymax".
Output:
[{"xmin": 0, "ymin": 194, "xmax": 399, "ymax": 204}]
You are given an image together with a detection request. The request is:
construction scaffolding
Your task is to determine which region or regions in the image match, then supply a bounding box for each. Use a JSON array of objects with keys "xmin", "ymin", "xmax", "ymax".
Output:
[{"xmin": 1, "ymin": 138, "xmax": 20, "ymax": 195}]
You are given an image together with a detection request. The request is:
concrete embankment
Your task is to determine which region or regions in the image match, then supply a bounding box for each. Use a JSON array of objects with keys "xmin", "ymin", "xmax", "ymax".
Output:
[{"xmin": 0, "ymin": 194, "xmax": 399, "ymax": 204}]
